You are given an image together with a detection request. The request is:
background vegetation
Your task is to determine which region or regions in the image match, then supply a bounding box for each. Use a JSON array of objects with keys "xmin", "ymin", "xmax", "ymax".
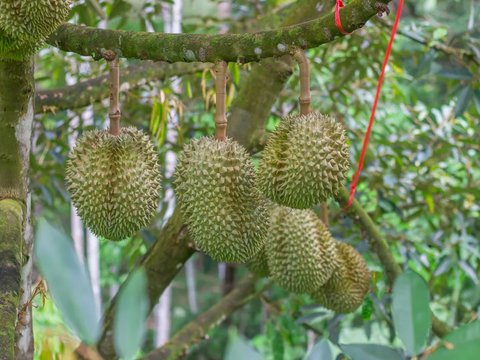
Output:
[{"xmin": 28, "ymin": 0, "xmax": 479, "ymax": 358}]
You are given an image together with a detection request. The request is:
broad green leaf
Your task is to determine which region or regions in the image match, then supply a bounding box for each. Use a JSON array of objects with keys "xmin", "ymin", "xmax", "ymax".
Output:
[
  {"xmin": 34, "ymin": 220, "xmax": 101, "ymax": 345},
  {"xmin": 428, "ymin": 321, "xmax": 480, "ymax": 360},
  {"xmin": 305, "ymin": 339, "xmax": 333, "ymax": 360},
  {"xmin": 454, "ymin": 86, "xmax": 473, "ymax": 117},
  {"xmin": 272, "ymin": 331, "xmax": 284, "ymax": 360},
  {"xmin": 225, "ymin": 333, "xmax": 262, "ymax": 360},
  {"xmin": 436, "ymin": 68, "xmax": 472, "ymax": 80},
  {"xmin": 113, "ymin": 268, "xmax": 149, "ymax": 360},
  {"xmin": 392, "ymin": 271, "xmax": 431, "ymax": 355},
  {"xmin": 341, "ymin": 344, "xmax": 404, "ymax": 360}
]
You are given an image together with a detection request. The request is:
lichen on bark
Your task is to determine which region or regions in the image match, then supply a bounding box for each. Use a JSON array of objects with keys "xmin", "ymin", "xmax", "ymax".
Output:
[{"xmin": 0, "ymin": 199, "xmax": 24, "ymax": 360}]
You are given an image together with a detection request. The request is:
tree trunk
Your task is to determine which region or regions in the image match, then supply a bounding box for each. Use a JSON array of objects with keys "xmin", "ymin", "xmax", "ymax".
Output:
[{"xmin": 0, "ymin": 58, "xmax": 35, "ymax": 359}]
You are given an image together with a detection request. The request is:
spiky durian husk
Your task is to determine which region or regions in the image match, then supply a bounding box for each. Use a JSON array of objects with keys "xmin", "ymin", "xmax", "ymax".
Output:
[
  {"xmin": 266, "ymin": 206, "xmax": 337, "ymax": 293},
  {"xmin": 0, "ymin": 0, "xmax": 71, "ymax": 59},
  {"xmin": 65, "ymin": 127, "xmax": 161, "ymax": 241},
  {"xmin": 312, "ymin": 241, "xmax": 371, "ymax": 313},
  {"xmin": 174, "ymin": 137, "xmax": 269, "ymax": 263},
  {"xmin": 247, "ymin": 246, "xmax": 270, "ymax": 277},
  {"xmin": 258, "ymin": 112, "xmax": 350, "ymax": 209}
]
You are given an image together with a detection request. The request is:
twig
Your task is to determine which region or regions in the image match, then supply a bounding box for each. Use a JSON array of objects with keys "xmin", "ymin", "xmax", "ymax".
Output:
[{"xmin": 141, "ymin": 275, "xmax": 264, "ymax": 360}]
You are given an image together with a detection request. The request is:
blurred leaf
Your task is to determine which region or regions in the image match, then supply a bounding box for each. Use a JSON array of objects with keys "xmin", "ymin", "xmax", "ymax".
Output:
[
  {"xmin": 305, "ymin": 339, "xmax": 333, "ymax": 360},
  {"xmin": 272, "ymin": 331, "xmax": 284, "ymax": 360},
  {"xmin": 341, "ymin": 344, "xmax": 404, "ymax": 360},
  {"xmin": 113, "ymin": 268, "xmax": 149, "ymax": 360},
  {"xmin": 458, "ymin": 261, "xmax": 479, "ymax": 284},
  {"xmin": 225, "ymin": 333, "xmax": 262, "ymax": 360},
  {"xmin": 454, "ymin": 86, "xmax": 473, "ymax": 117},
  {"xmin": 35, "ymin": 220, "xmax": 101, "ymax": 345},
  {"xmin": 428, "ymin": 321, "xmax": 480, "ymax": 360},
  {"xmin": 436, "ymin": 68, "xmax": 472, "ymax": 80},
  {"xmin": 392, "ymin": 271, "xmax": 431, "ymax": 355},
  {"xmin": 473, "ymin": 90, "xmax": 480, "ymax": 114}
]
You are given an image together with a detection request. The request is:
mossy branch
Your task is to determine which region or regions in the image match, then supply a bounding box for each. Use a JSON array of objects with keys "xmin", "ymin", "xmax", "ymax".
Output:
[
  {"xmin": 0, "ymin": 200, "xmax": 24, "ymax": 359},
  {"xmin": 35, "ymin": 62, "xmax": 210, "ymax": 114},
  {"xmin": 141, "ymin": 275, "xmax": 262, "ymax": 360},
  {"xmin": 47, "ymin": 0, "xmax": 391, "ymax": 63},
  {"xmin": 337, "ymin": 189, "xmax": 453, "ymax": 337}
]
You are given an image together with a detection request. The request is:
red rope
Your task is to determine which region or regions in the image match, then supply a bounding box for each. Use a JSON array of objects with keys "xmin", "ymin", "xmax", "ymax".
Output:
[
  {"xmin": 345, "ymin": 0, "xmax": 404, "ymax": 208},
  {"xmin": 335, "ymin": 0, "xmax": 350, "ymax": 35}
]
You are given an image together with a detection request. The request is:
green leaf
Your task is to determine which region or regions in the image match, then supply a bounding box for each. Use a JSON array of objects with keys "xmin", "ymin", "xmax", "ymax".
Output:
[
  {"xmin": 225, "ymin": 333, "xmax": 263, "ymax": 360},
  {"xmin": 272, "ymin": 331, "xmax": 284, "ymax": 360},
  {"xmin": 34, "ymin": 220, "xmax": 101, "ymax": 345},
  {"xmin": 428, "ymin": 321, "xmax": 480, "ymax": 360},
  {"xmin": 305, "ymin": 339, "xmax": 333, "ymax": 360},
  {"xmin": 113, "ymin": 268, "xmax": 149, "ymax": 360},
  {"xmin": 454, "ymin": 86, "xmax": 473, "ymax": 117},
  {"xmin": 436, "ymin": 68, "xmax": 472, "ymax": 80},
  {"xmin": 341, "ymin": 344, "xmax": 404, "ymax": 360},
  {"xmin": 392, "ymin": 271, "xmax": 431, "ymax": 355}
]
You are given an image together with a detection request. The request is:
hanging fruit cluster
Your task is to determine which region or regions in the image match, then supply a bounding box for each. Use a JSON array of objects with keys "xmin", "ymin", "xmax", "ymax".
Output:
[
  {"xmin": 0, "ymin": 0, "xmax": 71, "ymax": 60},
  {"xmin": 64, "ymin": 50, "xmax": 370, "ymax": 314},
  {"xmin": 174, "ymin": 53, "xmax": 371, "ymax": 313}
]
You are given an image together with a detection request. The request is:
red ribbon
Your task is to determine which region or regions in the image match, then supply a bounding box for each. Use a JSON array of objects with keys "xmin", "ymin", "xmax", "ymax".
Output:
[
  {"xmin": 335, "ymin": 0, "xmax": 350, "ymax": 35},
  {"xmin": 346, "ymin": 0, "xmax": 404, "ymax": 208}
]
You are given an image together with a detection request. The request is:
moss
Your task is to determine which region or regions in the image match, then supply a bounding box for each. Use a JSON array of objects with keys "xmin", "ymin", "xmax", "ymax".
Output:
[
  {"xmin": 0, "ymin": 199, "xmax": 24, "ymax": 358},
  {"xmin": 0, "ymin": 59, "xmax": 34, "ymax": 201}
]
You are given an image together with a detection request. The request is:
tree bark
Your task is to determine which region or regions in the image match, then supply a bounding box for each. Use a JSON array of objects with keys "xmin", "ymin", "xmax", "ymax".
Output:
[
  {"xmin": 0, "ymin": 58, "xmax": 35, "ymax": 359},
  {"xmin": 47, "ymin": 0, "xmax": 391, "ymax": 63}
]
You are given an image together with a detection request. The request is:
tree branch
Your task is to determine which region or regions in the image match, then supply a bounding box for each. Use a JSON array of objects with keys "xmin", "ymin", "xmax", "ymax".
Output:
[
  {"xmin": 141, "ymin": 275, "xmax": 263, "ymax": 360},
  {"xmin": 337, "ymin": 189, "xmax": 453, "ymax": 337},
  {"xmin": 376, "ymin": 18, "xmax": 480, "ymax": 65},
  {"xmin": 47, "ymin": 0, "xmax": 391, "ymax": 63},
  {"xmin": 35, "ymin": 62, "xmax": 210, "ymax": 114},
  {"xmin": 97, "ymin": 209, "xmax": 194, "ymax": 358}
]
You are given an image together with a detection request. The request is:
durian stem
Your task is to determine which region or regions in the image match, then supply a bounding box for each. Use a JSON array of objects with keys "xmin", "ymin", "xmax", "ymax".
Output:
[
  {"xmin": 320, "ymin": 202, "xmax": 329, "ymax": 226},
  {"xmin": 214, "ymin": 61, "xmax": 228, "ymax": 141},
  {"xmin": 107, "ymin": 55, "xmax": 121, "ymax": 135},
  {"xmin": 293, "ymin": 49, "xmax": 310, "ymax": 116}
]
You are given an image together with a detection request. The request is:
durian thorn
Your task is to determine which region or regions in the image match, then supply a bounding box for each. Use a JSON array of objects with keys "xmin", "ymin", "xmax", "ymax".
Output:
[
  {"xmin": 108, "ymin": 55, "xmax": 121, "ymax": 135},
  {"xmin": 293, "ymin": 49, "xmax": 311, "ymax": 116},
  {"xmin": 214, "ymin": 60, "xmax": 228, "ymax": 141}
]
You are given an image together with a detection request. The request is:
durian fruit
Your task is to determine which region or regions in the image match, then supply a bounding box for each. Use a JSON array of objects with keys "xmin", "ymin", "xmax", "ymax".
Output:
[
  {"xmin": 312, "ymin": 241, "xmax": 371, "ymax": 313},
  {"xmin": 247, "ymin": 245, "xmax": 270, "ymax": 277},
  {"xmin": 65, "ymin": 127, "xmax": 161, "ymax": 241},
  {"xmin": 174, "ymin": 137, "xmax": 269, "ymax": 263},
  {"xmin": 257, "ymin": 112, "xmax": 350, "ymax": 209},
  {"xmin": 266, "ymin": 206, "xmax": 338, "ymax": 293},
  {"xmin": 0, "ymin": 0, "xmax": 71, "ymax": 60}
]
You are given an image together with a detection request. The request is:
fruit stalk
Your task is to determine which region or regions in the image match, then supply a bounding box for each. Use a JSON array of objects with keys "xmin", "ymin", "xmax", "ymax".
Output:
[
  {"xmin": 214, "ymin": 61, "xmax": 228, "ymax": 141},
  {"xmin": 107, "ymin": 55, "xmax": 121, "ymax": 135},
  {"xmin": 293, "ymin": 49, "xmax": 310, "ymax": 116}
]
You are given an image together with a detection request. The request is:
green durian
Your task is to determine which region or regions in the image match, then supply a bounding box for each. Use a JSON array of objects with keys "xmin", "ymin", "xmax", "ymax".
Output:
[
  {"xmin": 312, "ymin": 241, "xmax": 371, "ymax": 313},
  {"xmin": 0, "ymin": 0, "xmax": 71, "ymax": 59},
  {"xmin": 65, "ymin": 127, "xmax": 161, "ymax": 241},
  {"xmin": 258, "ymin": 112, "xmax": 350, "ymax": 209},
  {"xmin": 266, "ymin": 206, "xmax": 337, "ymax": 293},
  {"xmin": 247, "ymin": 245, "xmax": 270, "ymax": 277},
  {"xmin": 174, "ymin": 137, "xmax": 269, "ymax": 263}
]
